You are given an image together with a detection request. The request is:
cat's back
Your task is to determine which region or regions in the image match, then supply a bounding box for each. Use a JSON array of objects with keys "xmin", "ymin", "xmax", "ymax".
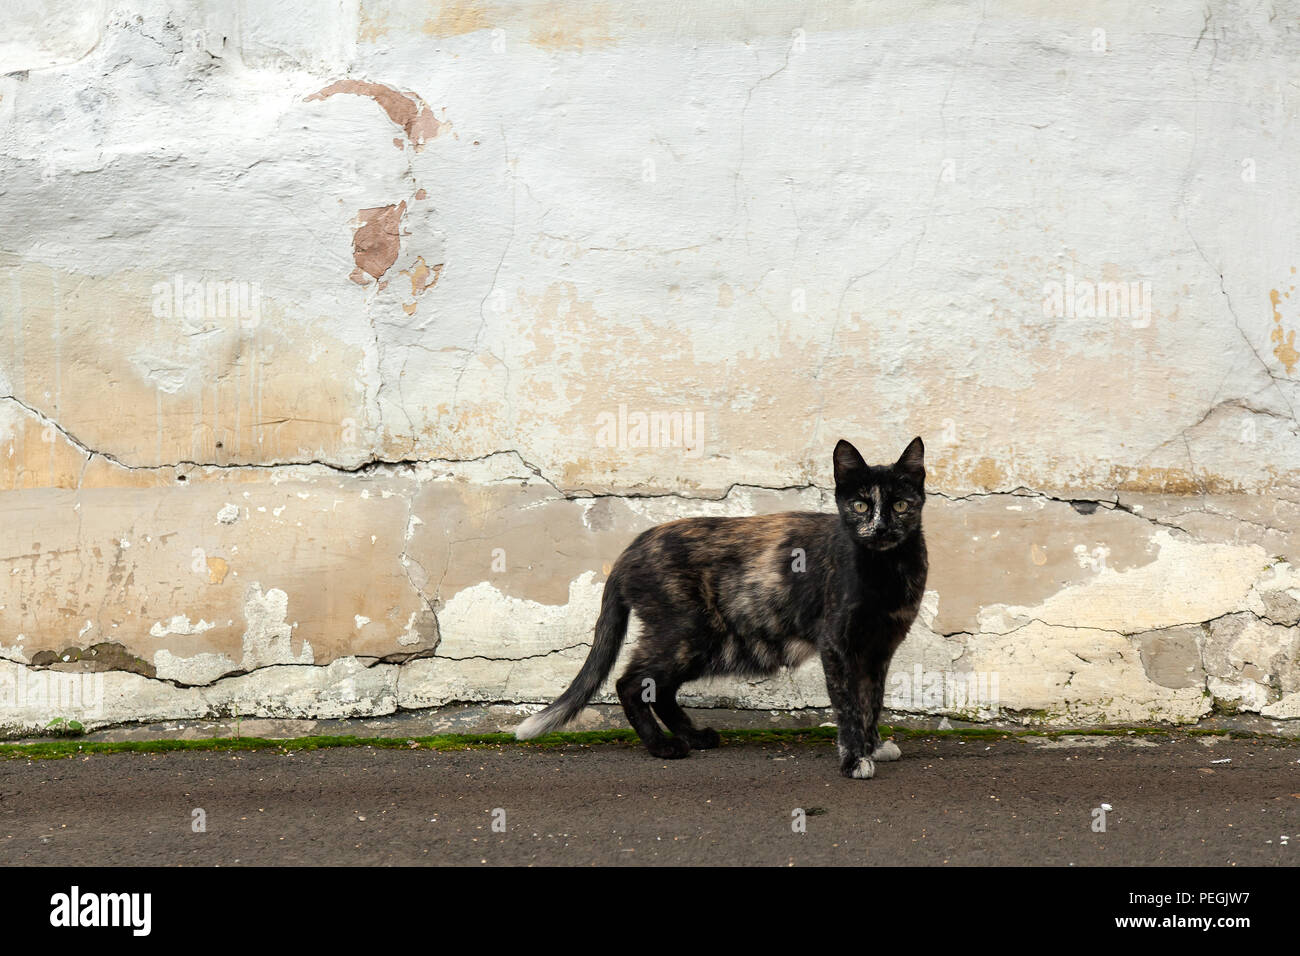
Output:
[
  {"xmin": 617, "ymin": 510, "xmax": 834, "ymax": 572},
  {"xmin": 610, "ymin": 510, "xmax": 837, "ymax": 638}
]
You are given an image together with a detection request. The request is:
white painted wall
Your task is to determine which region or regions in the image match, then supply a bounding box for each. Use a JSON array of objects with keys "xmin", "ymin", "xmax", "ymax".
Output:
[{"xmin": 0, "ymin": 0, "xmax": 1297, "ymax": 733}]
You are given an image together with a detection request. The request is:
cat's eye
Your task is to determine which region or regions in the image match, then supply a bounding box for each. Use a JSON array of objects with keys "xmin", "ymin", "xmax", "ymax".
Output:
[
  {"xmin": 892, "ymin": 500, "xmax": 909, "ymax": 513},
  {"xmin": 852, "ymin": 500, "xmax": 869, "ymax": 514}
]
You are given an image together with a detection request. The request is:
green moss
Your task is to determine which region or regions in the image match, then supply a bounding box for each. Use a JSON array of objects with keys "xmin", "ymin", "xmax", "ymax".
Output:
[
  {"xmin": 0, "ymin": 722, "xmax": 1282, "ymax": 761},
  {"xmin": 1208, "ymin": 697, "xmax": 1241, "ymax": 718}
]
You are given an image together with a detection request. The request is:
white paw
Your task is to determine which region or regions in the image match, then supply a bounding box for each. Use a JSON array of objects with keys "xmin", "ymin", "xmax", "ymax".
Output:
[
  {"xmin": 872, "ymin": 739, "xmax": 901, "ymax": 762},
  {"xmin": 849, "ymin": 756, "xmax": 876, "ymax": 779}
]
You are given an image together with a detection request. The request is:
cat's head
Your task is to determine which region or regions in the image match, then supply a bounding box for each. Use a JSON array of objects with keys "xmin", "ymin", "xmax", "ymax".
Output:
[{"xmin": 832, "ymin": 437, "xmax": 925, "ymax": 550}]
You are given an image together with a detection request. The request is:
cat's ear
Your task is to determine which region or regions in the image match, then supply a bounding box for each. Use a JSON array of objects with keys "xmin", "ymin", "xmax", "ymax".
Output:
[
  {"xmin": 895, "ymin": 436, "xmax": 925, "ymax": 481},
  {"xmin": 833, "ymin": 440, "xmax": 868, "ymax": 486}
]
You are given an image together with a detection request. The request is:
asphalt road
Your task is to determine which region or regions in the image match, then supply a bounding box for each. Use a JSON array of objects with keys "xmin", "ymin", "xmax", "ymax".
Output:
[{"xmin": 2, "ymin": 733, "xmax": 1298, "ymax": 865}]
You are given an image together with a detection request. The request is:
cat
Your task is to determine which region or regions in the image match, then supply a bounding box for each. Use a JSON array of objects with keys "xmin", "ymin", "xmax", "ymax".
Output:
[{"xmin": 516, "ymin": 437, "xmax": 928, "ymax": 779}]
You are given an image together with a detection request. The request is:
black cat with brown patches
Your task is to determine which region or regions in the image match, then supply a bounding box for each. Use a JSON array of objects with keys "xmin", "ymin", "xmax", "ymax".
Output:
[{"xmin": 517, "ymin": 437, "xmax": 928, "ymax": 779}]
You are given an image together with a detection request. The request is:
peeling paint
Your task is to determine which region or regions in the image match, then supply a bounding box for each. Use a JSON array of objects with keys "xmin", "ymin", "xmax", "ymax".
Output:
[
  {"xmin": 305, "ymin": 80, "xmax": 447, "ymax": 150},
  {"xmin": 1271, "ymin": 285, "xmax": 1299, "ymax": 374},
  {"xmin": 149, "ymin": 616, "xmax": 215, "ymax": 638},
  {"xmin": 350, "ymin": 202, "xmax": 407, "ymax": 283},
  {"xmin": 239, "ymin": 585, "xmax": 313, "ymax": 671}
]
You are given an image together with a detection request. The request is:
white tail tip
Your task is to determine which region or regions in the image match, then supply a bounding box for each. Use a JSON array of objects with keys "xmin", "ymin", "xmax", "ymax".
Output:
[{"xmin": 514, "ymin": 712, "xmax": 551, "ymax": 740}]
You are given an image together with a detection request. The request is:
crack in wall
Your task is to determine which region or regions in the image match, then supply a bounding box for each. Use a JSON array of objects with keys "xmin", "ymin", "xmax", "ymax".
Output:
[
  {"xmin": 6, "ymin": 388, "xmax": 1298, "ymax": 513},
  {"xmin": 5, "ymin": 384, "xmax": 1296, "ymax": 730},
  {"xmin": 431, "ymin": 641, "xmax": 593, "ymax": 664},
  {"xmin": 1184, "ymin": 229, "xmax": 1298, "ymax": 422}
]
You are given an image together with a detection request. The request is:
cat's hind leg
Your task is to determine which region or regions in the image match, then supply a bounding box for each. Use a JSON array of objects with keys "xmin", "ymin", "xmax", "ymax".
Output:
[
  {"xmin": 616, "ymin": 659, "xmax": 689, "ymax": 759},
  {"xmin": 650, "ymin": 680, "xmax": 720, "ymax": 750},
  {"xmin": 648, "ymin": 622, "xmax": 721, "ymax": 749}
]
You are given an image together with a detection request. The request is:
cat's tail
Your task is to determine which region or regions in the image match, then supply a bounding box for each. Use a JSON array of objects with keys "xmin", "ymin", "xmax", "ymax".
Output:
[{"xmin": 514, "ymin": 570, "xmax": 630, "ymax": 740}]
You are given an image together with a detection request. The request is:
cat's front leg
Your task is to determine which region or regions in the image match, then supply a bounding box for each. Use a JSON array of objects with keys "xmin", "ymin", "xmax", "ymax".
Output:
[
  {"xmin": 818, "ymin": 643, "xmax": 875, "ymax": 779},
  {"xmin": 863, "ymin": 660, "xmax": 901, "ymax": 762}
]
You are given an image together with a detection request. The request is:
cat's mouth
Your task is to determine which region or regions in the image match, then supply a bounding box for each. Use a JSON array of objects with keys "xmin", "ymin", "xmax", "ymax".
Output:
[{"xmin": 856, "ymin": 530, "xmax": 903, "ymax": 550}]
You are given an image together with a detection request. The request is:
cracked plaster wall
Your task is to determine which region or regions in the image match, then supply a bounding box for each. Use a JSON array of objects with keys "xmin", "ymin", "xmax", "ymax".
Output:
[{"xmin": 1, "ymin": 0, "xmax": 1298, "ymax": 734}]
